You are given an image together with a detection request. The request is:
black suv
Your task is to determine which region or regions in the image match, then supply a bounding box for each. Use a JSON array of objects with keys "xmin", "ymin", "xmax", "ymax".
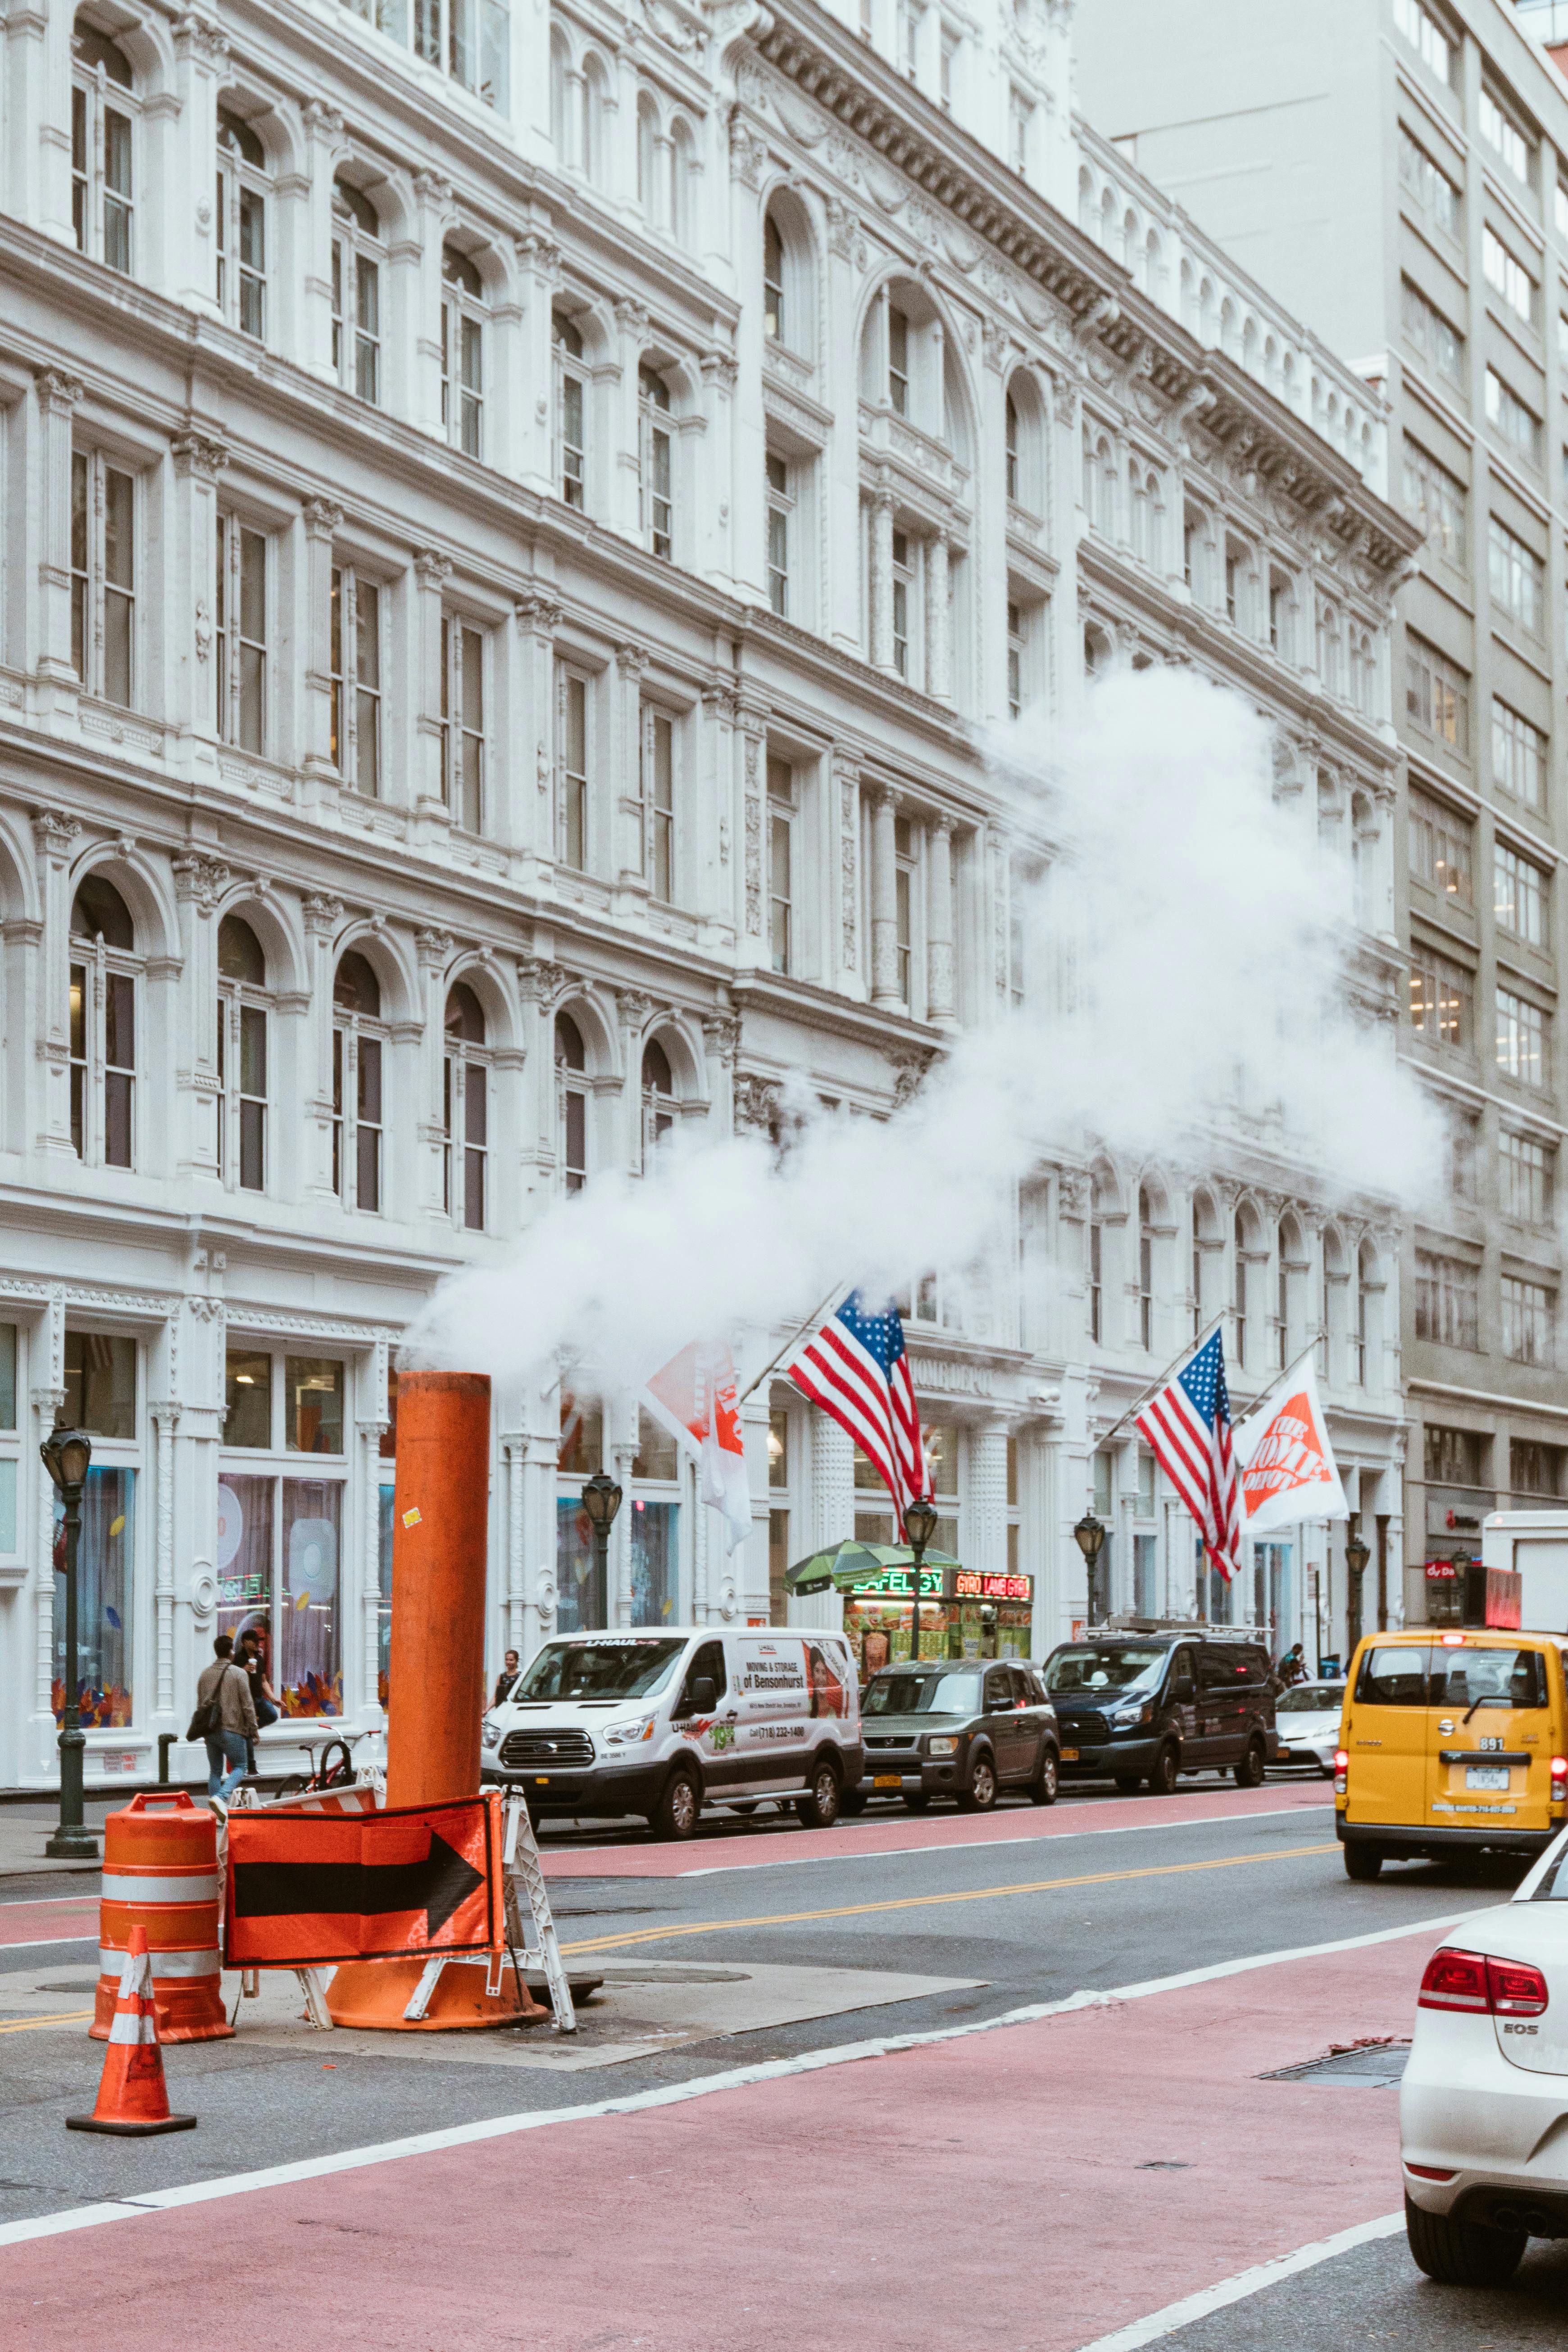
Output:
[
  {"xmin": 1039, "ymin": 1631, "xmax": 1277, "ymax": 1794},
  {"xmin": 845, "ymin": 1659, "xmax": 1061, "ymax": 1813}
]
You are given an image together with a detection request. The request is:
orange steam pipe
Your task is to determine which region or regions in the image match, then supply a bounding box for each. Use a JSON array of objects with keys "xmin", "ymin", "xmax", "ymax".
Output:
[{"xmin": 384, "ymin": 1370, "xmax": 491, "ymax": 1810}]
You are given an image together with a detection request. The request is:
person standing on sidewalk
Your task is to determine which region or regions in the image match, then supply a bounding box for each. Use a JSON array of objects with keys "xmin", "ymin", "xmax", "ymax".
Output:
[
  {"xmin": 236, "ymin": 1627, "xmax": 279, "ymax": 1777},
  {"xmin": 196, "ymin": 1635, "xmax": 257, "ymax": 1804}
]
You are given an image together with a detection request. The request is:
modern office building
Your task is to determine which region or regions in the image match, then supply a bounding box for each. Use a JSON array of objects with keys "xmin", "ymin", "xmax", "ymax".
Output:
[
  {"xmin": 1078, "ymin": 0, "xmax": 1568, "ymax": 1628},
  {"xmin": 0, "ymin": 0, "xmax": 1411, "ymax": 1787}
]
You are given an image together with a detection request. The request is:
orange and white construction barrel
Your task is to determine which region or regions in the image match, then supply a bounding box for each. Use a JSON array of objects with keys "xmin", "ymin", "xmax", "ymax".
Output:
[{"xmin": 91, "ymin": 1789, "xmax": 232, "ymax": 2043}]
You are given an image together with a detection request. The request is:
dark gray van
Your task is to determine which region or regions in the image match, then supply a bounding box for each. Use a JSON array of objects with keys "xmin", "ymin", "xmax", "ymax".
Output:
[{"xmin": 1039, "ymin": 1630, "xmax": 1277, "ymax": 1793}]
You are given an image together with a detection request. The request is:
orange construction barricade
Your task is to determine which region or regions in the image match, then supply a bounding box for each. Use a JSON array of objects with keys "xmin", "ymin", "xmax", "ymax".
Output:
[
  {"xmin": 92, "ymin": 1789, "xmax": 231, "ymax": 2043},
  {"xmin": 69, "ymin": 1926, "xmax": 197, "ymax": 2137}
]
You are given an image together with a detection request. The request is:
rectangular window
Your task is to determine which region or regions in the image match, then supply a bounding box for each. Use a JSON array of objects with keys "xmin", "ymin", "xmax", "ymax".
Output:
[
  {"xmin": 1089, "ymin": 1222, "xmax": 1102, "ymax": 1342},
  {"xmin": 768, "ymin": 755, "xmax": 794, "ymax": 976},
  {"xmin": 1409, "ymin": 945, "xmax": 1473, "ymax": 1049},
  {"xmin": 900, "ymin": 0, "xmax": 922, "ymax": 76},
  {"xmin": 554, "ymin": 316, "xmax": 587, "ymax": 508},
  {"xmin": 1497, "ymin": 987, "xmax": 1548, "ymax": 1086},
  {"xmin": 1400, "ymin": 278, "xmax": 1463, "ymax": 383},
  {"xmin": 1493, "ymin": 702, "xmax": 1546, "ymax": 807},
  {"xmin": 641, "ymin": 706, "xmax": 675, "ymax": 904},
  {"xmin": 1502, "ymin": 1276, "xmax": 1554, "ymax": 1367},
  {"xmin": 766, "ymin": 450, "xmax": 791, "ymax": 619},
  {"xmin": 1405, "ymin": 632, "xmax": 1468, "ymax": 752},
  {"xmin": 1403, "ymin": 440, "xmax": 1466, "ymax": 563},
  {"xmin": 1488, "ymin": 516, "xmax": 1544, "ymax": 633},
  {"xmin": 217, "ymin": 997, "xmax": 268, "ymax": 1192},
  {"xmin": 1398, "ymin": 123, "xmax": 1459, "ymax": 235},
  {"xmin": 1009, "ymin": 85, "xmax": 1032, "ymax": 176},
  {"xmin": 1501, "ymin": 1129, "xmax": 1554, "ymax": 1226},
  {"xmin": 1393, "ymin": 0, "xmax": 1450, "ymax": 82},
  {"xmin": 215, "ymin": 514, "xmax": 266, "ymax": 753},
  {"xmin": 1495, "ymin": 840, "xmax": 1548, "ymax": 946},
  {"xmin": 70, "ymin": 453, "xmax": 135, "ymax": 709},
  {"xmin": 1408, "ymin": 786, "xmax": 1473, "ymax": 904},
  {"xmin": 440, "ymin": 616, "xmax": 485, "ymax": 833},
  {"xmin": 1007, "ymin": 600, "xmax": 1025, "ymax": 721},
  {"xmin": 63, "ymin": 1329, "xmax": 137, "ymax": 1438},
  {"xmin": 1426, "ymin": 1424, "xmax": 1486, "ymax": 1487},
  {"xmin": 440, "ymin": 291, "xmax": 483, "ymax": 459},
  {"xmin": 223, "ymin": 1347, "xmax": 273, "ymax": 1448},
  {"xmin": 54, "ymin": 1467, "xmax": 134, "ymax": 1727},
  {"xmin": 559, "ymin": 668, "xmax": 588, "ymax": 872},
  {"xmin": 1482, "ymin": 226, "xmax": 1536, "ymax": 325},
  {"xmin": 940, "ymin": 23, "xmax": 957, "ymax": 110},
  {"xmin": 1479, "ymin": 87, "xmax": 1531, "ymax": 186},
  {"xmin": 888, "ymin": 304, "xmax": 909, "ymax": 415},
  {"xmin": 216, "ymin": 127, "xmax": 266, "ymax": 340},
  {"xmin": 1513, "ymin": 1439, "xmax": 1564, "ymax": 1498},
  {"xmin": 287, "ymin": 1358, "xmax": 345, "ymax": 1454},
  {"xmin": 332, "ymin": 1022, "xmax": 382, "ymax": 1212},
  {"xmin": 1414, "ymin": 1251, "xmax": 1480, "ymax": 1349},
  {"xmin": 891, "ymin": 529, "xmax": 912, "ymax": 678},
  {"xmin": 894, "ymin": 812, "xmax": 915, "ymax": 1006},
  {"xmin": 73, "ymin": 72, "xmax": 134, "ymax": 274},
  {"xmin": 1486, "ymin": 369, "xmax": 1541, "ymax": 467},
  {"xmin": 639, "ymin": 369, "xmax": 673, "ymax": 559},
  {"xmin": 328, "ymin": 568, "xmax": 382, "ymax": 796}
]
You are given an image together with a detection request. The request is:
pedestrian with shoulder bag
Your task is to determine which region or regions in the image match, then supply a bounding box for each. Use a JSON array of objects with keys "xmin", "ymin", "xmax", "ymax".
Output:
[{"xmin": 188, "ymin": 1634, "xmax": 258, "ymax": 1807}]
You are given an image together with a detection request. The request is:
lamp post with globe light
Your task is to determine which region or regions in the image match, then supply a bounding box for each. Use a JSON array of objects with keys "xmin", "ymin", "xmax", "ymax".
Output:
[
  {"xmin": 40, "ymin": 1426, "xmax": 98, "ymax": 1860},
  {"xmin": 904, "ymin": 1495, "xmax": 940, "ymax": 1667},
  {"xmin": 1345, "ymin": 1528, "xmax": 1371, "ymax": 1654},
  {"xmin": 1074, "ymin": 1510, "xmax": 1108, "ymax": 1627},
  {"xmin": 580, "ymin": 1470, "xmax": 623, "ymax": 1624}
]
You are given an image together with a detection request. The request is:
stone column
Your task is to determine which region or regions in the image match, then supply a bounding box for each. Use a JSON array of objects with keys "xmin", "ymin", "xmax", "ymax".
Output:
[
  {"xmin": 611, "ymin": 1404, "xmax": 636, "ymax": 1628},
  {"xmin": 412, "ymin": 549, "xmax": 452, "ymax": 820},
  {"xmin": 971, "ymin": 1419, "xmax": 1010, "ymax": 1579},
  {"xmin": 302, "ymin": 892, "xmax": 343, "ymax": 1199},
  {"xmin": 151, "ymin": 1400, "xmax": 181, "ymax": 1719},
  {"xmin": 415, "ymin": 925, "xmax": 453, "ymax": 1216},
  {"xmin": 702, "ymin": 1013, "xmax": 739, "ymax": 1136},
  {"xmin": 698, "ymin": 350, "xmax": 737, "ymax": 591},
  {"xmin": 300, "ymin": 103, "xmax": 345, "ymax": 381},
  {"xmin": 32, "ymin": 809, "xmax": 80, "ymax": 1160},
  {"xmin": 736, "ymin": 691, "xmax": 767, "ymax": 964},
  {"xmin": 833, "ymin": 753, "xmax": 862, "ymax": 999},
  {"xmin": 411, "ymin": 170, "xmax": 453, "ymax": 440},
  {"xmin": 514, "ymin": 233, "xmax": 561, "ymax": 495},
  {"xmin": 925, "ymin": 533, "xmax": 952, "ymax": 702},
  {"xmin": 869, "ymin": 486, "xmax": 895, "ymax": 672},
  {"xmin": 516, "ymin": 955, "xmax": 565, "ymax": 1210},
  {"xmin": 513, "ymin": 590, "xmax": 563, "ymax": 877},
  {"xmin": 170, "ymin": 13, "xmax": 228, "ymax": 315},
  {"xmin": 617, "ymin": 986, "xmax": 653, "ymax": 1171},
  {"xmin": 613, "ymin": 299, "xmax": 649, "ymax": 540},
  {"xmin": 28, "ymin": 1291, "xmax": 65, "ymax": 1771},
  {"xmin": 299, "ymin": 499, "xmax": 343, "ymax": 794},
  {"xmin": 614, "ymin": 641, "xmax": 650, "ymax": 898},
  {"xmin": 172, "ymin": 853, "xmax": 228, "ymax": 1182},
  {"xmin": 799, "ymin": 1412, "xmax": 851, "ymax": 1634},
  {"xmin": 170, "ymin": 431, "xmax": 229, "ymax": 754},
  {"xmin": 926, "ymin": 812, "xmax": 957, "ymax": 1028},
  {"xmin": 869, "ymin": 786, "xmax": 901, "ymax": 1008},
  {"xmin": 34, "ymin": 368, "xmax": 83, "ymax": 695}
]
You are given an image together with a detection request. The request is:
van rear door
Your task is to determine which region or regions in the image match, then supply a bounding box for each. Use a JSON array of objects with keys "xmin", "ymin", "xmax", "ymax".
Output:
[
  {"xmin": 1425, "ymin": 1637, "xmax": 1554, "ymax": 1837},
  {"xmin": 1343, "ymin": 1640, "xmax": 1432, "ymax": 1828}
]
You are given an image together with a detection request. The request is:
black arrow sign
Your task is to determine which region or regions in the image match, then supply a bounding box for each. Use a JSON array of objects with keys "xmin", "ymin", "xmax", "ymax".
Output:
[{"xmin": 232, "ymin": 1830, "xmax": 485, "ymax": 1942}]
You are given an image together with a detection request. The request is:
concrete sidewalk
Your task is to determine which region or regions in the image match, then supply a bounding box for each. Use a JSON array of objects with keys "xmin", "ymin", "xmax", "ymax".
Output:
[{"xmin": 0, "ymin": 1800, "xmax": 117, "ymax": 1878}]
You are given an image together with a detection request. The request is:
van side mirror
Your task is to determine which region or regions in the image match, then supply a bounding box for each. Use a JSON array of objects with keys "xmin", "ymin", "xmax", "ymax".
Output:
[{"xmin": 686, "ymin": 1675, "xmax": 718, "ymax": 1715}]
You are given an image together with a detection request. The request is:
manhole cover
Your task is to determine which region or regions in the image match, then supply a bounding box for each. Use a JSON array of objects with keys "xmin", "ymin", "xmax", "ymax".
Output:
[
  {"xmin": 597, "ymin": 1965, "xmax": 752, "ymax": 1985},
  {"xmin": 34, "ymin": 1980, "xmax": 100, "ymax": 1993},
  {"xmin": 1263, "ymin": 2039, "xmax": 1410, "ymax": 2089}
]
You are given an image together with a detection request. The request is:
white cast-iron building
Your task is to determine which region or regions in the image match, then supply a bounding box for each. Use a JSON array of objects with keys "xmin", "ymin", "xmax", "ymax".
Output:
[{"xmin": 0, "ymin": 0, "xmax": 1415, "ymax": 1787}]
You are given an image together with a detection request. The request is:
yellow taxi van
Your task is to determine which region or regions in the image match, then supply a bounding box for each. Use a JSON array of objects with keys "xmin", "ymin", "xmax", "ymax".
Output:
[{"xmin": 1335, "ymin": 1627, "xmax": 1568, "ymax": 1880}]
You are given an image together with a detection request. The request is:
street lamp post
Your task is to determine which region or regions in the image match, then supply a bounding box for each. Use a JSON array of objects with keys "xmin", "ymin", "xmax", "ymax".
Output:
[
  {"xmin": 1073, "ymin": 1511, "xmax": 1108, "ymax": 1627},
  {"xmin": 904, "ymin": 1496, "xmax": 939, "ymax": 1668},
  {"xmin": 1344, "ymin": 1529, "xmax": 1371, "ymax": 1657},
  {"xmin": 579, "ymin": 1470, "xmax": 623, "ymax": 1625},
  {"xmin": 40, "ymin": 1426, "xmax": 98, "ymax": 1861}
]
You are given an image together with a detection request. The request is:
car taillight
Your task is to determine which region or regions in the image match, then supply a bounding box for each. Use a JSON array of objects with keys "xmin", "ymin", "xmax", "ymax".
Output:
[
  {"xmin": 1552, "ymin": 1756, "xmax": 1568, "ymax": 1803},
  {"xmin": 1418, "ymin": 1946, "xmax": 1550, "ymax": 2018},
  {"xmin": 1334, "ymin": 1747, "xmax": 1348, "ymax": 1795}
]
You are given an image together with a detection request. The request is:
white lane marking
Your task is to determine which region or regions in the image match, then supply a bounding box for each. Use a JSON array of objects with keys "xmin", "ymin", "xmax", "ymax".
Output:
[
  {"xmin": 1069, "ymin": 2211, "xmax": 1406, "ymax": 2352},
  {"xmin": 618, "ymin": 1805, "xmax": 1335, "ymax": 1879},
  {"xmin": 0, "ymin": 1935, "xmax": 101, "ymax": 1952},
  {"xmin": 0, "ymin": 1906, "xmax": 1473, "ymax": 2250}
]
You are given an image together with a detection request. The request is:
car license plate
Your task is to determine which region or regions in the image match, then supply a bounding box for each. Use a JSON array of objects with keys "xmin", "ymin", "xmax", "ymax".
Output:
[
  {"xmin": 1060, "ymin": 1748, "xmax": 1079, "ymax": 1762},
  {"xmin": 873, "ymin": 1773, "xmax": 902, "ymax": 1789},
  {"xmin": 1465, "ymin": 1766, "xmax": 1510, "ymax": 1791}
]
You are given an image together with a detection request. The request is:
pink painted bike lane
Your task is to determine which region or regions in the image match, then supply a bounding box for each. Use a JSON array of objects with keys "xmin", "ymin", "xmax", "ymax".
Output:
[
  {"xmin": 538, "ymin": 1780, "xmax": 1333, "ymax": 1877},
  {"xmin": 3, "ymin": 1920, "xmax": 1440, "ymax": 2352}
]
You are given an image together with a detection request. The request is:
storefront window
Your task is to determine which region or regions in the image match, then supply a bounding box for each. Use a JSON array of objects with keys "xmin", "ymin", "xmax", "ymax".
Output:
[
  {"xmin": 215, "ymin": 1471, "xmax": 343, "ymax": 1715},
  {"xmin": 62, "ymin": 1329, "xmax": 136, "ymax": 1438},
  {"xmin": 630, "ymin": 1497, "xmax": 677, "ymax": 1623},
  {"xmin": 287, "ymin": 1357, "xmax": 344, "ymax": 1454},
  {"xmin": 53, "ymin": 1466, "xmax": 134, "ymax": 1725},
  {"xmin": 556, "ymin": 1496, "xmax": 601, "ymax": 1631}
]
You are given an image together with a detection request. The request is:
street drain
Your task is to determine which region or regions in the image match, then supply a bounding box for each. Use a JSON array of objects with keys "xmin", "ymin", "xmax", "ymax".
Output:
[
  {"xmin": 1137, "ymin": 2161, "xmax": 1191, "ymax": 2171},
  {"xmin": 1262, "ymin": 2038, "xmax": 1410, "ymax": 2089}
]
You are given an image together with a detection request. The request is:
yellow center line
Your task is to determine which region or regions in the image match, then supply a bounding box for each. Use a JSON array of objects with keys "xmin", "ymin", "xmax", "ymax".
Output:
[
  {"xmin": 0, "ymin": 2010, "xmax": 94, "ymax": 2034},
  {"xmin": 559, "ymin": 1842, "xmax": 1341, "ymax": 1957}
]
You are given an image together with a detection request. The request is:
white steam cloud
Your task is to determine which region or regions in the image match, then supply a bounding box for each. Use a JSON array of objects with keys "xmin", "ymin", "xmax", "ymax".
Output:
[{"xmin": 407, "ymin": 668, "xmax": 1440, "ymax": 1390}]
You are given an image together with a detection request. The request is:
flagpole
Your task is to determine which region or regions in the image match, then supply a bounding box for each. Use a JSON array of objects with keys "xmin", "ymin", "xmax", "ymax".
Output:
[
  {"xmin": 1097, "ymin": 1310, "xmax": 1227, "ymax": 1452},
  {"xmin": 737, "ymin": 1278, "xmax": 853, "ymax": 1406}
]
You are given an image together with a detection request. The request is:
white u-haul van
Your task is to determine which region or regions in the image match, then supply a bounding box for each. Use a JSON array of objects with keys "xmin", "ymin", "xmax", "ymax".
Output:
[{"xmin": 480, "ymin": 1626, "xmax": 863, "ymax": 1839}]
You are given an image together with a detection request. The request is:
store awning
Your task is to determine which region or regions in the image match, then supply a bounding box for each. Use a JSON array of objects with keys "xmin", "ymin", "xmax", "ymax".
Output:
[{"xmin": 785, "ymin": 1539, "xmax": 961, "ymax": 1597}]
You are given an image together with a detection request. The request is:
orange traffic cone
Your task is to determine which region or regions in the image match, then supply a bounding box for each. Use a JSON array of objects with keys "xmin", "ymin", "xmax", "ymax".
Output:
[{"xmin": 67, "ymin": 1926, "xmax": 197, "ymax": 2136}]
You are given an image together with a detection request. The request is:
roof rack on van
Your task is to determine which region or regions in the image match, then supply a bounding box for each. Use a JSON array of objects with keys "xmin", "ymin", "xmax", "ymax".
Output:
[{"xmin": 1094, "ymin": 1616, "xmax": 1263, "ymax": 1640}]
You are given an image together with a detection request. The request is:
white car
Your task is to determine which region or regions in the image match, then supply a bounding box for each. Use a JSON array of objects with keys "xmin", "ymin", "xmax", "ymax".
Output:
[
  {"xmin": 1271, "ymin": 1680, "xmax": 1345, "ymax": 1774},
  {"xmin": 1400, "ymin": 1824, "xmax": 1568, "ymax": 2285}
]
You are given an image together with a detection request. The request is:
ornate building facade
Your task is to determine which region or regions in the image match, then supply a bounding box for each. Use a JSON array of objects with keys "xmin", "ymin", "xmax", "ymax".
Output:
[{"xmin": 0, "ymin": 0, "xmax": 1415, "ymax": 1785}]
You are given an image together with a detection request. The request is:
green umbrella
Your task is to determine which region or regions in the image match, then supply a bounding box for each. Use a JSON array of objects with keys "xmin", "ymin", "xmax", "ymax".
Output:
[{"xmin": 785, "ymin": 1539, "xmax": 961, "ymax": 1597}]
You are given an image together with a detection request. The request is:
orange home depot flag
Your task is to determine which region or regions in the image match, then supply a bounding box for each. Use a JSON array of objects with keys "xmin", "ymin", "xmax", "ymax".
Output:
[
  {"xmin": 643, "ymin": 1340, "xmax": 753, "ymax": 1554},
  {"xmin": 1235, "ymin": 1358, "xmax": 1347, "ymax": 1537}
]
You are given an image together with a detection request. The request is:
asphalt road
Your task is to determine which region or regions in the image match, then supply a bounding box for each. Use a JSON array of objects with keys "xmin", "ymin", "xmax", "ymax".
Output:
[{"xmin": 0, "ymin": 1771, "xmax": 1548, "ymax": 2348}]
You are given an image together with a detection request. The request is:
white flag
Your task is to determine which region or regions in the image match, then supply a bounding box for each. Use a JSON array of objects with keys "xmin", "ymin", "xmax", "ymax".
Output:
[
  {"xmin": 1234, "ymin": 1358, "xmax": 1347, "ymax": 1536},
  {"xmin": 641, "ymin": 1340, "xmax": 753, "ymax": 1555}
]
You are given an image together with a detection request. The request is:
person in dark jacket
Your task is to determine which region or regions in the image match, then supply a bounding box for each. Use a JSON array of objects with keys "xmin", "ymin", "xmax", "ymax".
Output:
[
  {"xmin": 493, "ymin": 1650, "xmax": 522, "ymax": 1707},
  {"xmin": 196, "ymin": 1635, "xmax": 258, "ymax": 1804},
  {"xmin": 236, "ymin": 1627, "xmax": 280, "ymax": 1775}
]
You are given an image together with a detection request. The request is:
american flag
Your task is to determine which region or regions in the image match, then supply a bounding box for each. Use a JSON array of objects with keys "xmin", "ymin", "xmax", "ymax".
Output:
[
  {"xmin": 1134, "ymin": 1329, "xmax": 1243, "ymax": 1583},
  {"xmin": 783, "ymin": 1292, "xmax": 932, "ymax": 1535}
]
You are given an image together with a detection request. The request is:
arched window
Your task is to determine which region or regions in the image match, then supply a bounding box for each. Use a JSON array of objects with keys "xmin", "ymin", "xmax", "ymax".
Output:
[
  {"xmin": 1191, "ymin": 1189, "xmax": 1218, "ymax": 1338},
  {"xmin": 556, "ymin": 1012, "xmax": 587, "ymax": 1192},
  {"xmin": 443, "ymin": 982, "xmax": 488, "ymax": 1231},
  {"xmin": 69, "ymin": 873, "xmax": 136, "ymax": 1167},
  {"xmin": 1317, "ymin": 600, "xmax": 1342, "ymax": 695},
  {"xmin": 72, "ymin": 15, "xmax": 135, "ymax": 274},
  {"xmin": 636, "ymin": 91, "xmax": 658, "ymax": 218},
  {"xmin": 1354, "ymin": 1240, "xmax": 1377, "ymax": 1385},
  {"xmin": 1088, "ymin": 1169, "xmax": 1113, "ymax": 1344},
  {"xmin": 1233, "ymin": 1208, "xmax": 1252, "ymax": 1370},
  {"xmin": 639, "ymin": 363, "xmax": 673, "ymax": 558},
  {"xmin": 550, "ymin": 31, "xmax": 569, "ymax": 159},
  {"xmin": 216, "ymin": 103, "xmax": 267, "ymax": 338},
  {"xmin": 1351, "ymin": 790, "xmax": 1375, "ymax": 929},
  {"xmin": 441, "ymin": 243, "xmax": 485, "ymax": 459},
  {"xmin": 1275, "ymin": 1217, "xmax": 1300, "ymax": 1367},
  {"xmin": 1131, "ymin": 465, "xmax": 1159, "ymax": 566},
  {"xmin": 1320, "ymin": 1224, "xmax": 1346, "ymax": 1379},
  {"xmin": 331, "ymin": 177, "xmax": 383, "ymax": 405},
  {"xmin": 641, "ymin": 1037, "xmax": 674, "ymax": 1162},
  {"xmin": 583, "ymin": 55, "xmax": 609, "ymax": 184},
  {"xmin": 1138, "ymin": 1185, "xmax": 1155, "ymax": 1350},
  {"xmin": 217, "ymin": 913, "xmax": 268, "ymax": 1192},
  {"xmin": 764, "ymin": 210, "xmax": 786, "ymax": 342},
  {"xmin": 554, "ymin": 312, "xmax": 587, "ymax": 510},
  {"xmin": 1005, "ymin": 390, "xmax": 1019, "ymax": 502},
  {"xmin": 670, "ymin": 118, "xmax": 695, "ymax": 247},
  {"xmin": 332, "ymin": 950, "xmax": 383, "ymax": 1212}
]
